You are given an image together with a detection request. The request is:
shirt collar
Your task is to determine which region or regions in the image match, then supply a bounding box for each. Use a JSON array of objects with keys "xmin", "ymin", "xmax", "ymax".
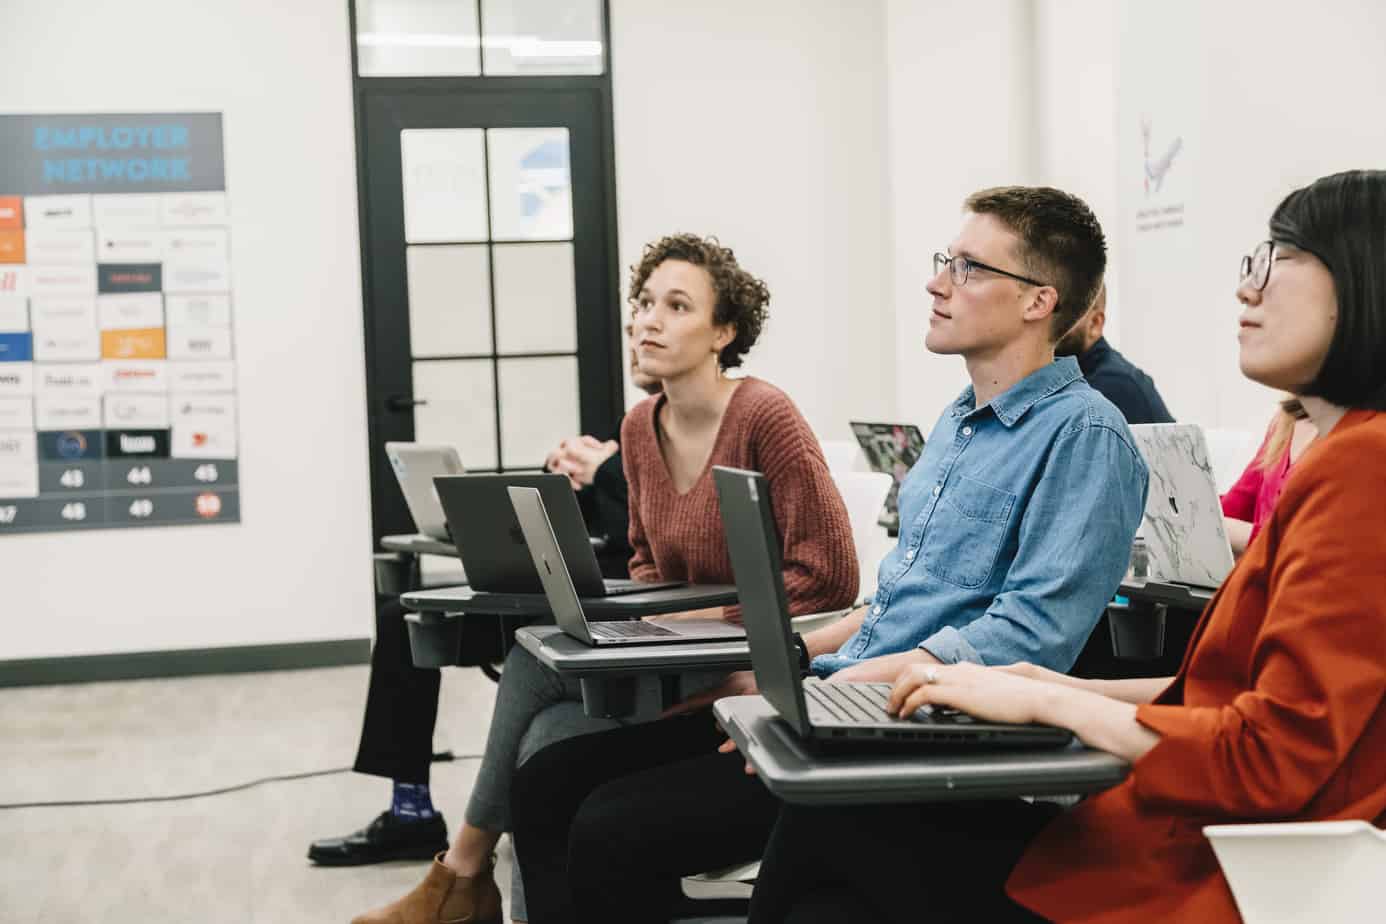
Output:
[
  {"xmin": 1076, "ymin": 336, "xmax": 1111, "ymax": 378},
  {"xmin": 950, "ymin": 356, "xmax": 1085, "ymax": 427}
]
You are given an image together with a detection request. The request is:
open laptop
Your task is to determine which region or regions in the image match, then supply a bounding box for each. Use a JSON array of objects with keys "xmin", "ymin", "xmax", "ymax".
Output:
[
  {"xmin": 435, "ymin": 473, "xmax": 682, "ymax": 597},
  {"xmin": 509, "ymin": 486, "xmax": 745, "ymax": 646},
  {"xmin": 384, "ymin": 442, "xmax": 464, "ymax": 541},
  {"xmin": 1128, "ymin": 424, "xmax": 1236, "ymax": 590},
  {"xmin": 848, "ymin": 421, "xmax": 926, "ymax": 533},
  {"xmin": 712, "ymin": 464, "xmax": 1073, "ymax": 750}
]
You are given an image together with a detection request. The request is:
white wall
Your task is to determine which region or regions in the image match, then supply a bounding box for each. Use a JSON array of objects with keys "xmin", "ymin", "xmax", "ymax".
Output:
[
  {"xmin": 883, "ymin": 0, "xmax": 1040, "ymax": 430},
  {"xmin": 610, "ymin": 0, "xmax": 894, "ymax": 441},
  {"xmin": 2, "ymin": 0, "xmax": 374, "ymax": 660}
]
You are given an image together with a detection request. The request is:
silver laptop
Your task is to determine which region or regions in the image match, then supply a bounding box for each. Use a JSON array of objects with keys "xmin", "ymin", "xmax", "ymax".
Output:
[
  {"xmin": 385, "ymin": 442, "xmax": 464, "ymax": 541},
  {"xmin": 1128, "ymin": 424, "xmax": 1236, "ymax": 590},
  {"xmin": 509, "ymin": 486, "xmax": 745, "ymax": 647},
  {"xmin": 713, "ymin": 465, "xmax": 1073, "ymax": 750}
]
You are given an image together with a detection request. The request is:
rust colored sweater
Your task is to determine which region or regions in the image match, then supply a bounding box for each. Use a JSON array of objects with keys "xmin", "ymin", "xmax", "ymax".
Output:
[
  {"xmin": 621, "ymin": 377, "xmax": 859, "ymax": 621},
  {"xmin": 1009, "ymin": 409, "xmax": 1386, "ymax": 922}
]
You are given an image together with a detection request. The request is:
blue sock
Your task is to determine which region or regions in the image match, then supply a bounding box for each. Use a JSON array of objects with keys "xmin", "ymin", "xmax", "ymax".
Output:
[{"xmin": 391, "ymin": 781, "xmax": 436, "ymax": 820}]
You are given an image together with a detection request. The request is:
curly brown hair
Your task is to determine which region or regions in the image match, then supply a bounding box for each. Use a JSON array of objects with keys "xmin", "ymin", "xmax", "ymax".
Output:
[{"xmin": 627, "ymin": 233, "xmax": 770, "ymax": 369}]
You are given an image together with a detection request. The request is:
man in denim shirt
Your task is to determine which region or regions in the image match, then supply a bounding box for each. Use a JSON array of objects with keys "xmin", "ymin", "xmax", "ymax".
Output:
[{"xmin": 810, "ymin": 185, "xmax": 1148, "ymax": 682}]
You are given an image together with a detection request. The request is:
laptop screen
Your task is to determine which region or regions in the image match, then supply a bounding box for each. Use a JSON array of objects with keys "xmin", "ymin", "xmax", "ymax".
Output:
[{"xmin": 712, "ymin": 466, "xmax": 813, "ymax": 738}]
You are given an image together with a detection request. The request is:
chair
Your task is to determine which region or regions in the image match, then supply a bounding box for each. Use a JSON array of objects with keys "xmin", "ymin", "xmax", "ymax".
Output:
[
  {"xmin": 1204, "ymin": 820, "xmax": 1386, "ymax": 924},
  {"xmin": 818, "ymin": 438, "xmax": 867, "ymax": 474},
  {"xmin": 829, "ymin": 470, "xmax": 893, "ymax": 600}
]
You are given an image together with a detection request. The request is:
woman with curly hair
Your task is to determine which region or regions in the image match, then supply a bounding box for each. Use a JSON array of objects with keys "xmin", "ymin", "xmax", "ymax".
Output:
[{"xmin": 352, "ymin": 233, "xmax": 858, "ymax": 924}]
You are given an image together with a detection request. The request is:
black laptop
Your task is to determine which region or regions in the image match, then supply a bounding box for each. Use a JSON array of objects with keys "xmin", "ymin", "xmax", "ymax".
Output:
[
  {"xmin": 712, "ymin": 465, "xmax": 1072, "ymax": 751},
  {"xmin": 434, "ymin": 473, "xmax": 682, "ymax": 596}
]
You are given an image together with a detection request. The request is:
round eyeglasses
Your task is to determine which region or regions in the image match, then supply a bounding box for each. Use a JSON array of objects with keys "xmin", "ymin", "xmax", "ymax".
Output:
[
  {"xmin": 933, "ymin": 252, "xmax": 1048, "ymax": 289},
  {"xmin": 1239, "ymin": 240, "xmax": 1274, "ymax": 291}
]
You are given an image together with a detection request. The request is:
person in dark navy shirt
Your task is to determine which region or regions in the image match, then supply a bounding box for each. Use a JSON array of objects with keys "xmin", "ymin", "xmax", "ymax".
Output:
[{"xmin": 1056, "ymin": 284, "xmax": 1175, "ymax": 424}]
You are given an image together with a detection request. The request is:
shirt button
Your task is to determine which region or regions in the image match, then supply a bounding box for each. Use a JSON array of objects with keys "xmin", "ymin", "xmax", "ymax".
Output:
[
  {"xmin": 872, "ymin": 605, "xmax": 881, "ymax": 616},
  {"xmin": 933, "ymin": 485, "xmax": 941, "ymax": 497},
  {"xmin": 905, "ymin": 549, "xmax": 915, "ymax": 561},
  {"xmin": 962, "ymin": 426, "xmax": 973, "ymax": 437}
]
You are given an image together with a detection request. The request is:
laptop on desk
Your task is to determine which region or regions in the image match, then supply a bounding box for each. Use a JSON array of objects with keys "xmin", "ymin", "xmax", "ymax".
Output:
[
  {"xmin": 712, "ymin": 464, "xmax": 1072, "ymax": 751},
  {"xmin": 509, "ymin": 486, "xmax": 746, "ymax": 646},
  {"xmin": 1128, "ymin": 424, "xmax": 1236, "ymax": 591},
  {"xmin": 848, "ymin": 421, "xmax": 926, "ymax": 533},
  {"xmin": 435, "ymin": 473, "xmax": 682, "ymax": 597},
  {"xmin": 384, "ymin": 442, "xmax": 465, "ymax": 542}
]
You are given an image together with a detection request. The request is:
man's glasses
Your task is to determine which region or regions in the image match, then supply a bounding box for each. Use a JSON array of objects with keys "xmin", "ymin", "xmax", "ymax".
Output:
[
  {"xmin": 933, "ymin": 252, "xmax": 1049, "ymax": 289},
  {"xmin": 1239, "ymin": 240, "xmax": 1274, "ymax": 291}
]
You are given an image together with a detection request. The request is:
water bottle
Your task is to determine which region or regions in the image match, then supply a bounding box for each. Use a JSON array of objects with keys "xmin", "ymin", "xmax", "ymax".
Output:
[{"xmin": 1128, "ymin": 536, "xmax": 1150, "ymax": 582}]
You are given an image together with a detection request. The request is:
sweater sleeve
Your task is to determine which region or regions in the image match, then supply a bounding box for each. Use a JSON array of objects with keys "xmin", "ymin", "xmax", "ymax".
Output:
[
  {"xmin": 1132, "ymin": 449, "xmax": 1386, "ymax": 816},
  {"xmin": 750, "ymin": 395, "xmax": 860, "ymax": 619},
  {"xmin": 620, "ymin": 412, "xmax": 660, "ymax": 583}
]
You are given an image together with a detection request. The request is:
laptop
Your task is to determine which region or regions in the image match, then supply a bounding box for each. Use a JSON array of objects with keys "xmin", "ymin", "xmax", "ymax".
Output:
[
  {"xmin": 509, "ymin": 486, "xmax": 746, "ymax": 646},
  {"xmin": 1128, "ymin": 424, "xmax": 1236, "ymax": 590},
  {"xmin": 712, "ymin": 464, "xmax": 1073, "ymax": 750},
  {"xmin": 848, "ymin": 421, "xmax": 926, "ymax": 533},
  {"xmin": 435, "ymin": 473, "xmax": 682, "ymax": 597},
  {"xmin": 384, "ymin": 442, "xmax": 464, "ymax": 541}
]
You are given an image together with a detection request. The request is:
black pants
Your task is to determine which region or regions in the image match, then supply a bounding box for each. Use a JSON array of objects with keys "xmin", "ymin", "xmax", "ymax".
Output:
[
  {"xmin": 352, "ymin": 599, "xmax": 441, "ymax": 784},
  {"xmin": 510, "ymin": 710, "xmax": 781, "ymax": 923},
  {"xmin": 748, "ymin": 798, "xmax": 1059, "ymax": 924}
]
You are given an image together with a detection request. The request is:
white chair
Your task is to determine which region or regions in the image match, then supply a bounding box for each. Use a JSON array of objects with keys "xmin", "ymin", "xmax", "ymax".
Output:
[
  {"xmin": 1202, "ymin": 427, "xmax": 1261, "ymax": 495},
  {"xmin": 818, "ymin": 438, "xmax": 868, "ymax": 474},
  {"xmin": 1205, "ymin": 820, "xmax": 1386, "ymax": 924},
  {"xmin": 829, "ymin": 469, "xmax": 893, "ymax": 601}
]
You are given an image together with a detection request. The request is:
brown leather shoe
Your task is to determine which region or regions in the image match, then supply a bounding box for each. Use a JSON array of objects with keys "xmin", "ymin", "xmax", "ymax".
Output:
[{"xmin": 351, "ymin": 853, "xmax": 502, "ymax": 924}]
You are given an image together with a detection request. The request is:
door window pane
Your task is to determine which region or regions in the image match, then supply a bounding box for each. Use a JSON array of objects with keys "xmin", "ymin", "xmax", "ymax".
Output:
[
  {"xmin": 481, "ymin": 0, "xmax": 604, "ymax": 76},
  {"xmin": 487, "ymin": 128, "xmax": 573, "ymax": 241},
  {"xmin": 356, "ymin": 0, "xmax": 481, "ymax": 76},
  {"xmin": 401, "ymin": 129, "xmax": 489, "ymax": 244},
  {"xmin": 493, "ymin": 242, "xmax": 576, "ymax": 354},
  {"xmin": 412, "ymin": 359, "xmax": 497, "ymax": 470},
  {"xmin": 498, "ymin": 356, "xmax": 577, "ymax": 468},
  {"xmin": 407, "ymin": 244, "xmax": 492, "ymax": 356}
]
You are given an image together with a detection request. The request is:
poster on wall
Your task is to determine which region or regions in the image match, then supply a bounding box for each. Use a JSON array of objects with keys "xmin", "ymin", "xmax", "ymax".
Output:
[{"xmin": 0, "ymin": 112, "xmax": 239, "ymax": 533}]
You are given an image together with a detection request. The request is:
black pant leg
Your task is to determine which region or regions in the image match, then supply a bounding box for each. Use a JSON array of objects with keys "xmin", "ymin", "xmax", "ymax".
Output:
[
  {"xmin": 749, "ymin": 799, "xmax": 1058, "ymax": 924},
  {"xmin": 352, "ymin": 598, "xmax": 441, "ymax": 784},
  {"xmin": 567, "ymin": 746, "xmax": 780, "ymax": 923},
  {"xmin": 509, "ymin": 712, "xmax": 728, "ymax": 924}
]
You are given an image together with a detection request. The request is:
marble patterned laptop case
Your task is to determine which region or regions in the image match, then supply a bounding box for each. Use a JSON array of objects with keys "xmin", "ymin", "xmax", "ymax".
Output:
[{"xmin": 1128, "ymin": 424, "xmax": 1235, "ymax": 589}]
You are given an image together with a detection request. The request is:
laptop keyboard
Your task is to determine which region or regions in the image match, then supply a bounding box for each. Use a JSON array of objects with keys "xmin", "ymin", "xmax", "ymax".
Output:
[
  {"xmin": 589, "ymin": 620, "xmax": 678, "ymax": 639},
  {"xmin": 602, "ymin": 578, "xmax": 684, "ymax": 595},
  {"xmin": 805, "ymin": 682, "xmax": 972, "ymax": 726}
]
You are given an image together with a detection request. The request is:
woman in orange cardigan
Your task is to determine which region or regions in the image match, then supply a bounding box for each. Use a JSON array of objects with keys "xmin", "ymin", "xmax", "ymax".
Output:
[{"xmin": 746, "ymin": 169, "xmax": 1386, "ymax": 923}]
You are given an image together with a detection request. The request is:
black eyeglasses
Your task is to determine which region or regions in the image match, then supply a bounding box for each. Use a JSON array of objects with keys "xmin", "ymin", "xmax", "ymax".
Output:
[
  {"xmin": 1239, "ymin": 240, "xmax": 1274, "ymax": 291},
  {"xmin": 933, "ymin": 252, "xmax": 1049, "ymax": 288}
]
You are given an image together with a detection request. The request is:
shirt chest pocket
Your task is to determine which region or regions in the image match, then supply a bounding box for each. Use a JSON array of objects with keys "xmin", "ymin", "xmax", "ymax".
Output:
[{"xmin": 920, "ymin": 474, "xmax": 1017, "ymax": 588}]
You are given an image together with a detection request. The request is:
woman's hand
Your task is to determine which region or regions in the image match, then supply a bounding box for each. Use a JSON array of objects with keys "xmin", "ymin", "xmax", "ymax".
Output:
[{"xmin": 886, "ymin": 662, "xmax": 1058, "ymax": 726}]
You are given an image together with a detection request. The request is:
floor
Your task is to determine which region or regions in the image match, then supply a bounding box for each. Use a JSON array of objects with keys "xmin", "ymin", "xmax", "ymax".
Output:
[{"xmin": 0, "ymin": 664, "xmax": 515, "ymax": 924}]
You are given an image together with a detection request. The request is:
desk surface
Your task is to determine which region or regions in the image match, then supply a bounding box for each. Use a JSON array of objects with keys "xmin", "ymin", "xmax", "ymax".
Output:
[
  {"xmin": 402, "ymin": 583, "xmax": 738, "ymax": 617},
  {"xmin": 515, "ymin": 625, "xmax": 752, "ymax": 677},
  {"xmin": 1119, "ymin": 578, "xmax": 1216, "ymax": 611},
  {"xmin": 713, "ymin": 696, "xmax": 1129, "ymax": 805}
]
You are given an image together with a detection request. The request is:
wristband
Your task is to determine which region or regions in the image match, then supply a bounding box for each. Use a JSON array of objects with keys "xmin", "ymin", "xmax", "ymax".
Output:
[{"xmin": 792, "ymin": 632, "xmax": 811, "ymax": 677}]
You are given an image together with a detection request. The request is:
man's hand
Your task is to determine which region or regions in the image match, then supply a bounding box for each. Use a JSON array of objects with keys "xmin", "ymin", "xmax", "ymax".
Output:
[
  {"xmin": 545, "ymin": 435, "xmax": 619, "ymax": 489},
  {"xmin": 660, "ymin": 670, "xmax": 757, "ymax": 719},
  {"xmin": 829, "ymin": 647, "xmax": 940, "ymax": 684},
  {"xmin": 717, "ymin": 735, "xmax": 757, "ymax": 776}
]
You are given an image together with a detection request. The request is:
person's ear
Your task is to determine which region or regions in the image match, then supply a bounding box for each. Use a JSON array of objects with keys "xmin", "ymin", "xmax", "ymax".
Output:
[
  {"xmin": 712, "ymin": 322, "xmax": 736, "ymax": 355},
  {"xmin": 1023, "ymin": 287, "xmax": 1059, "ymax": 325}
]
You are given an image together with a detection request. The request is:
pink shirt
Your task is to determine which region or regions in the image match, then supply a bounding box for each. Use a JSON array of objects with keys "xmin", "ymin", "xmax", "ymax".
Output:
[{"xmin": 1220, "ymin": 432, "xmax": 1294, "ymax": 542}]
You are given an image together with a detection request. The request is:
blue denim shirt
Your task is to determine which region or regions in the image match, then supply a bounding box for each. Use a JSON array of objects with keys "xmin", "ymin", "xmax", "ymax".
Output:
[{"xmin": 813, "ymin": 357, "xmax": 1148, "ymax": 676}]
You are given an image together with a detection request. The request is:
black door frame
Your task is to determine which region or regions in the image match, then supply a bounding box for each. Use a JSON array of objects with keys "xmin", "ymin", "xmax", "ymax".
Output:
[{"xmin": 346, "ymin": 2, "xmax": 623, "ymax": 544}]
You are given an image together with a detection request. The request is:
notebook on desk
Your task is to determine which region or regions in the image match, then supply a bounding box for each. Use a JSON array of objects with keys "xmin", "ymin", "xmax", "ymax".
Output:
[
  {"xmin": 1128, "ymin": 424, "xmax": 1236, "ymax": 591},
  {"xmin": 384, "ymin": 442, "xmax": 464, "ymax": 542},
  {"xmin": 435, "ymin": 473, "xmax": 683, "ymax": 598},
  {"xmin": 509, "ymin": 486, "xmax": 745, "ymax": 647},
  {"xmin": 713, "ymin": 464, "xmax": 1072, "ymax": 751}
]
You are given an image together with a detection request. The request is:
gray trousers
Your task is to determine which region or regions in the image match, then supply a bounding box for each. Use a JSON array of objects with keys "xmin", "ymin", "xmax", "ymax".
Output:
[{"xmin": 464, "ymin": 642, "xmax": 621, "ymax": 920}]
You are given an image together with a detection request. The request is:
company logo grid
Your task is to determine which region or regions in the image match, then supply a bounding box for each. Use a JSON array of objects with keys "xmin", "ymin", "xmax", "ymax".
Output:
[{"xmin": 0, "ymin": 113, "xmax": 238, "ymax": 532}]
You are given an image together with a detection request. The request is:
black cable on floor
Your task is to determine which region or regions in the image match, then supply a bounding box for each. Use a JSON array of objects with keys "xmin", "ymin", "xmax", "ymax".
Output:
[{"xmin": 0, "ymin": 749, "xmax": 482, "ymax": 810}]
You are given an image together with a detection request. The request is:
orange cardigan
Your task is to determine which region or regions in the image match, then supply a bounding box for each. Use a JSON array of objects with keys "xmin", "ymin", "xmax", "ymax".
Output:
[{"xmin": 1008, "ymin": 409, "xmax": 1386, "ymax": 922}]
